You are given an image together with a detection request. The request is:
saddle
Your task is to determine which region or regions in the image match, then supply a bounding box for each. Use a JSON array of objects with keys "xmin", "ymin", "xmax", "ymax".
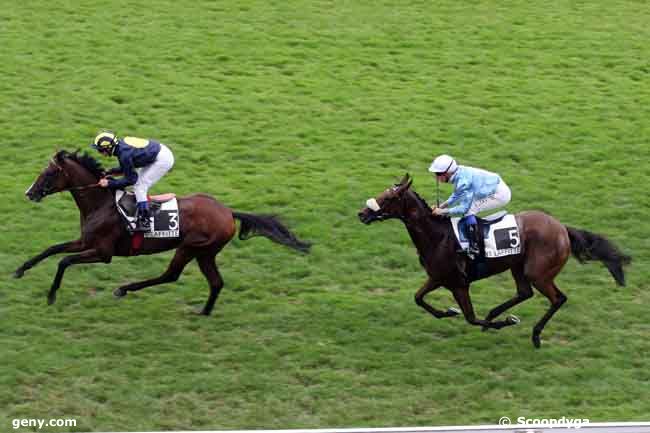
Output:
[
  {"xmin": 116, "ymin": 191, "xmax": 176, "ymax": 219},
  {"xmin": 456, "ymin": 211, "xmax": 507, "ymax": 242},
  {"xmin": 113, "ymin": 191, "xmax": 181, "ymax": 254}
]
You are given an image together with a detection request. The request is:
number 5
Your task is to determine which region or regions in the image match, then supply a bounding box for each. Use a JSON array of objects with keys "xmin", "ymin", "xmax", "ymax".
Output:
[{"xmin": 508, "ymin": 229, "xmax": 520, "ymax": 248}]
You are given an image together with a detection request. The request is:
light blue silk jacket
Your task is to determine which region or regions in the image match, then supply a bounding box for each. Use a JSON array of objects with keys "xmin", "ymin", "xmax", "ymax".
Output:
[{"xmin": 444, "ymin": 166, "xmax": 501, "ymax": 216}]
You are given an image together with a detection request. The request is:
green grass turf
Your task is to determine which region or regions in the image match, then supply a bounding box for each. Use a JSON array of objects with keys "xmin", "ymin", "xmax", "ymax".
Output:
[{"xmin": 1, "ymin": 1, "xmax": 649, "ymax": 431}]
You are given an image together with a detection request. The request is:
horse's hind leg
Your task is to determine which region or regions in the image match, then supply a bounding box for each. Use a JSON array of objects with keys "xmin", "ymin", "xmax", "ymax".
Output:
[
  {"xmin": 531, "ymin": 281, "xmax": 567, "ymax": 348},
  {"xmin": 196, "ymin": 254, "xmax": 224, "ymax": 316},
  {"xmin": 114, "ymin": 248, "xmax": 195, "ymax": 297},
  {"xmin": 482, "ymin": 266, "xmax": 533, "ymax": 331}
]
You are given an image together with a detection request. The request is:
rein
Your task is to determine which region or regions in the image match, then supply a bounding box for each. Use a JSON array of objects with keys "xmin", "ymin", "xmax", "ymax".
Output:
[{"xmin": 65, "ymin": 183, "xmax": 101, "ymax": 191}]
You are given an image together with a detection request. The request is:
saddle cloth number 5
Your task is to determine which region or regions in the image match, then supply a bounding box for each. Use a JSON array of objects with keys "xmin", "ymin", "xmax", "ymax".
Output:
[{"xmin": 494, "ymin": 227, "xmax": 520, "ymax": 251}]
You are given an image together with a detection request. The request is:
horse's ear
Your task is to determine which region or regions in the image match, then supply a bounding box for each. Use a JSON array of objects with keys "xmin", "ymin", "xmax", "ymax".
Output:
[{"xmin": 397, "ymin": 173, "xmax": 412, "ymax": 194}]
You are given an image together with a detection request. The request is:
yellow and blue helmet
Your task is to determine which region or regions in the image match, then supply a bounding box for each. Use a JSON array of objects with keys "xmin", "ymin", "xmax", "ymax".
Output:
[{"xmin": 91, "ymin": 131, "xmax": 118, "ymax": 154}]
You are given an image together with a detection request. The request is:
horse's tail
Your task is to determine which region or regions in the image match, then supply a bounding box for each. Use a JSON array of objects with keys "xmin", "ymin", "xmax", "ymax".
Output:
[
  {"xmin": 566, "ymin": 226, "xmax": 631, "ymax": 286},
  {"xmin": 232, "ymin": 212, "xmax": 311, "ymax": 253}
]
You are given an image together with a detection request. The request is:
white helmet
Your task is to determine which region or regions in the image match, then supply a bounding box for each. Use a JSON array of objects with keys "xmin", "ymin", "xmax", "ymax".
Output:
[{"xmin": 428, "ymin": 154, "xmax": 458, "ymax": 175}]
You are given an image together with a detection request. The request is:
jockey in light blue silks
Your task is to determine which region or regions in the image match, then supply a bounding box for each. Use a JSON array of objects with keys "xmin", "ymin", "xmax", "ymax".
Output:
[
  {"xmin": 429, "ymin": 154, "xmax": 511, "ymax": 258},
  {"xmin": 91, "ymin": 131, "xmax": 175, "ymax": 232}
]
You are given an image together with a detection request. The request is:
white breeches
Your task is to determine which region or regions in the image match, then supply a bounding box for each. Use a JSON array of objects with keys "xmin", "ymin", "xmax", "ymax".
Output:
[
  {"xmin": 467, "ymin": 181, "xmax": 511, "ymax": 215},
  {"xmin": 134, "ymin": 144, "xmax": 174, "ymax": 203}
]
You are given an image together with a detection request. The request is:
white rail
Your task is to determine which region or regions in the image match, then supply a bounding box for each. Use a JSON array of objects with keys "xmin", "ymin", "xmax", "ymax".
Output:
[{"xmin": 99, "ymin": 423, "xmax": 650, "ymax": 433}]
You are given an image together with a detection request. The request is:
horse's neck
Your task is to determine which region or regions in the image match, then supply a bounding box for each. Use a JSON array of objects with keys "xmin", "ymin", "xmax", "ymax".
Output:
[
  {"xmin": 395, "ymin": 190, "xmax": 457, "ymax": 279},
  {"xmin": 66, "ymin": 167, "xmax": 113, "ymax": 218},
  {"xmin": 70, "ymin": 188, "xmax": 113, "ymax": 219},
  {"xmin": 403, "ymin": 211, "xmax": 455, "ymax": 266},
  {"xmin": 404, "ymin": 216, "xmax": 445, "ymax": 248}
]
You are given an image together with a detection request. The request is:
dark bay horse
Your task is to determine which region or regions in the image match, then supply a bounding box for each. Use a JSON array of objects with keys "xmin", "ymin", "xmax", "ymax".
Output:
[
  {"xmin": 358, "ymin": 174, "xmax": 631, "ymax": 347},
  {"xmin": 16, "ymin": 150, "xmax": 310, "ymax": 315}
]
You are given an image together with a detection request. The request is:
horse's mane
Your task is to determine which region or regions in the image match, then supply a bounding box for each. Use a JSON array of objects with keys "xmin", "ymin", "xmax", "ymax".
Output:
[
  {"xmin": 56, "ymin": 149, "xmax": 105, "ymax": 178},
  {"xmin": 404, "ymin": 183, "xmax": 449, "ymax": 225},
  {"xmin": 409, "ymin": 188, "xmax": 431, "ymax": 211}
]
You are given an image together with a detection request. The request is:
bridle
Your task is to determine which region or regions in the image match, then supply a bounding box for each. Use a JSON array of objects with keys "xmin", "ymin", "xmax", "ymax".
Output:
[{"xmin": 366, "ymin": 185, "xmax": 408, "ymax": 220}]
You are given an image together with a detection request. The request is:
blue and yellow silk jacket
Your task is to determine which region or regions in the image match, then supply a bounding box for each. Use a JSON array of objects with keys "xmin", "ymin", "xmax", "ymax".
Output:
[{"xmin": 107, "ymin": 137, "xmax": 161, "ymax": 189}]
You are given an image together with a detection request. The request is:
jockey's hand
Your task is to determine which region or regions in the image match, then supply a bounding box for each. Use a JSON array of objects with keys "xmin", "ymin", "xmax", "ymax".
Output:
[
  {"xmin": 431, "ymin": 207, "xmax": 445, "ymax": 216},
  {"xmin": 98, "ymin": 178, "xmax": 110, "ymax": 188}
]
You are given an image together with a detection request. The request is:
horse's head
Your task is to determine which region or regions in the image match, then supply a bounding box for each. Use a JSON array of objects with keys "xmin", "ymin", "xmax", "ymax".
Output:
[
  {"xmin": 358, "ymin": 173, "xmax": 414, "ymax": 224},
  {"xmin": 25, "ymin": 150, "xmax": 103, "ymax": 202}
]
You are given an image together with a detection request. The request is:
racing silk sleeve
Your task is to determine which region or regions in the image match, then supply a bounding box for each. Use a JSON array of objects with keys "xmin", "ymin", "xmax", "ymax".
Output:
[
  {"xmin": 105, "ymin": 167, "xmax": 122, "ymax": 175},
  {"xmin": 107, "ymin": 154, "xmax": 138, "ymax": 189},
  {"xmin": 446, "ymin": 174, "xmax": 474, "ymax": 216}
]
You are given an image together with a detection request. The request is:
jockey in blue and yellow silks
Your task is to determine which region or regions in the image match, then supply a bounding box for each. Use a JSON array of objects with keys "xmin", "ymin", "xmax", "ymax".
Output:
[
  {"xmin": 91, "ymin": 131, "xmax": 174, "ymax": 232},
  {"xmin": 429, "ymin": 154, "xmax": 511, "ymax": 258}
]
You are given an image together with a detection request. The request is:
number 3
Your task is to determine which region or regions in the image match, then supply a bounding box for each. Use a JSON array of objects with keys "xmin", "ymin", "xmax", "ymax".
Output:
[{"xmin": 169, "ymin": 212, "xmax": 179, "ymax": 230}]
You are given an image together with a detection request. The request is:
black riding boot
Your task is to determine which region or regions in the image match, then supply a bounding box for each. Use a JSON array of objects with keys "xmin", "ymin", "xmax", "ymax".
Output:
[
  {"xmin": 467, "ymin": 222, "xmax": 481, "ymax": 260},
  {"xmin": 134, "ymin": 207, "xmax": 152, "ymax": 232}
]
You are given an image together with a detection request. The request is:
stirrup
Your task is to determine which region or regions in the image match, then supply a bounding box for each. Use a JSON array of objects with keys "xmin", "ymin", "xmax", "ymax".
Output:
[
  {"xmin": 456, "ymin": 248, "xmax": 474, "ymax": 260},
  {"xmin": 467, "ymin": 244, "xmax": 481, "ymax": 260},
  {"xmin": 133, "ymin": 218, "xmax": 152, "ymax": 233}
]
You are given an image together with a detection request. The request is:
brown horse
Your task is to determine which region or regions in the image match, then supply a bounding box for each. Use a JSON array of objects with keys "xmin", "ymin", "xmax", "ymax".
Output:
[
  {"xmin": 358, "ymin": 174, "xmax": 631, "ymax": 347},
  {"xmin": 16, "ymin": 150, "xmax": 310, "ymax": 315}
]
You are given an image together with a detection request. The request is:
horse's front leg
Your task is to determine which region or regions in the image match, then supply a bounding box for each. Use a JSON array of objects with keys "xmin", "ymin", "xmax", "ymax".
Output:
[
  {"xmin": 452, "ymin": 287, "xmax": 520, "ymax": 330},
  {"xmin": 14, "ymin": 240, "xmax": 84, "ymax": 278},
  {"xmin": 414, "ymin": 278, "xmax": 461, "ymax": 319},
  {"xmin": 481, "ymin": 267, "xmax": 531, "ymax": 331},
  {"xmin": 47, "ymin": 249, "xmax": 110, "ymax": 305}
]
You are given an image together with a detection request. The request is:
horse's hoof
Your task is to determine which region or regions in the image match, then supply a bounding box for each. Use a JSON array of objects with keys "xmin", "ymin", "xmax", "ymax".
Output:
[
  {"xmin": 532, "ymin": 334, "xmax": 541, "ymax": 348},
  {"xmin": 47, "ymin": 293, "xmax": 56, "ymax": 305},
  {"xmin": 447, "ymin": 306, "xmax": 461, "ymax": 316},
  {"xmin": 191, "ymin": 308, "xmax": 210, "ymax": 316},
  {"xmin": 13, "ymin": 268, "xmax": 24, "ymax": 279},
  {"xmin": 506, "ymin": 315, "xmax": 520, "ymax": 325},
  {"xmin": 113, "ymin": 288, "xmax": 127, "ymax": 298}
]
